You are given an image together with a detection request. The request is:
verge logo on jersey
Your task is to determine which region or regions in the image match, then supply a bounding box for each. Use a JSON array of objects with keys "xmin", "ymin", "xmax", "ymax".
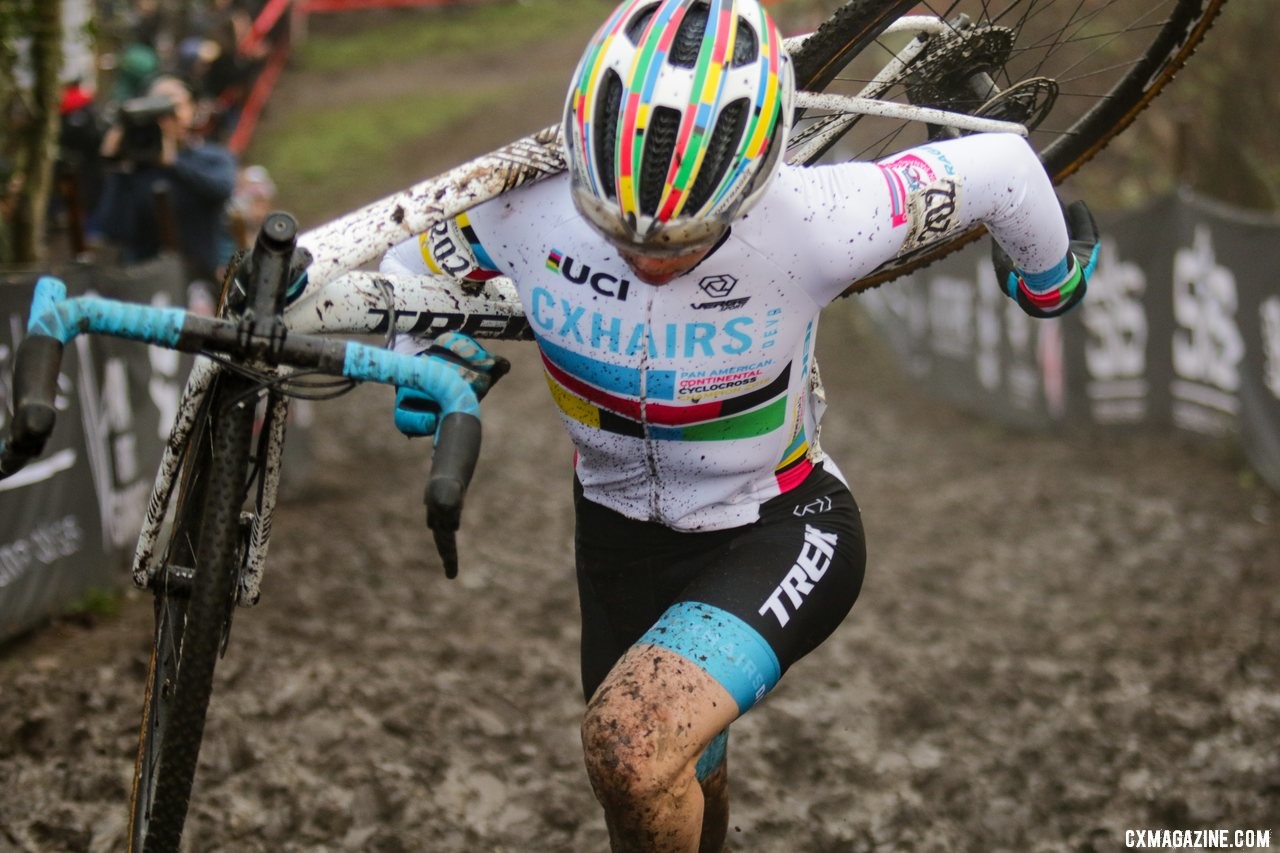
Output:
[
  {"xmin": 692, "ymin": 298, "xmax": 751, "ymax": 312},
  {"xmin": 758, "ymin": 524, "xmax": 839, "ymax": 627},
  {"xmin": 546, "ymin": 250, "xmax": 631, "ymax": 301},
  {"xmin": 914, "ymin": 179, "xmax": 959, "ymax": 244},
  {"xmin": 699, "ymin": 274, "xmax": 739, "ymax": 298},
  {"xmin": 692, "ymin": 273, "xmax": 751, "ymax": 311}
]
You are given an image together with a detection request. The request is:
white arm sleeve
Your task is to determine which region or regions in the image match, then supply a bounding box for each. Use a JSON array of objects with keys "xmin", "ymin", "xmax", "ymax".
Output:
[
  {"xmin": 950, "ymin": 133, "xmax": 1071, "ymax": 274},
  {"xmin": 380, "ymin": 233, "xmax": 430, "ymax": 276},
  {"xmin": 767, "ymin": 133, "xmax": 1069, "ymax": 307},
  {"xmin": 380, "ymin": 211, "xmax": 505, "ymax": 282}
]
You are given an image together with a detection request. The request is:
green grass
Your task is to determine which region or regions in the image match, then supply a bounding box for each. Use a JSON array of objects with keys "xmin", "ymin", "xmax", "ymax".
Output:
[
  {"xmin": 250, "ymin": 86, "xmax": 507, "ymax": 219},
  {"xmin": 66, "ymin": 587, "xmax": 125, "ymax": 619},
  {"xmin": 249, "ymin": 0, "xmax": 611, "ymax": 219},
  {"xmin": 296, "ymin": 0, "xmax": 611, "ymax": 73}
]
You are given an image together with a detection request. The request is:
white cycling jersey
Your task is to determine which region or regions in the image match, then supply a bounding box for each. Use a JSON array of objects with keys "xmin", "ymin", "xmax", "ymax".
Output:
[{"xmin": 384, "ymin": 133, "xmax": 1072, "ymax": 531}]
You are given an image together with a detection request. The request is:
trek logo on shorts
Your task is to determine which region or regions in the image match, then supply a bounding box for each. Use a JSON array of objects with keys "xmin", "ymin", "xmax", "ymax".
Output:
[{"xmin": 758, "ymin": 524, "xmax": 839, "ymax": 628}]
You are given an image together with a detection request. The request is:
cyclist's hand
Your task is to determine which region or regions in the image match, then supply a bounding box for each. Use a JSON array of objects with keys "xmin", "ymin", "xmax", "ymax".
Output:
[
  {"xmin": 992, "ymin": 199, "xmax": 1098, "ymax": 318},
  {"xmin": 394, "ymin": 332, "xmax": 511, "ymax": 438}
]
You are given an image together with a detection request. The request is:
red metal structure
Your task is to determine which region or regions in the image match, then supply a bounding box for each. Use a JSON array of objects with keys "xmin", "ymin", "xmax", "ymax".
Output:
[{"xmin": 229, "ymin": 0, "xmax": 482, "ymax": 155}]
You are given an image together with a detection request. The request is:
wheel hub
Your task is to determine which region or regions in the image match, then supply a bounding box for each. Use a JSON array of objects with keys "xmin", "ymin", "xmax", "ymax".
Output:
[{"xmin": 977, "ymin": 77, "xmax": 1059, "ymax": 130}]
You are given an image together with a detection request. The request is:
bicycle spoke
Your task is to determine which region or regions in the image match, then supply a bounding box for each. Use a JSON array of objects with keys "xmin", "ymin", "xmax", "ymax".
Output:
[{"xmin": 1029, "ymin": 12, "xmax": 1169, "ymax": 83}]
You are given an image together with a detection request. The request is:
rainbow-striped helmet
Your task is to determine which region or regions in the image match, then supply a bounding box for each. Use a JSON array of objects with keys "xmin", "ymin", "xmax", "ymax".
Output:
[{"xmin": 564, "ymin": 0, "xmax": 794, "ymax": 256}]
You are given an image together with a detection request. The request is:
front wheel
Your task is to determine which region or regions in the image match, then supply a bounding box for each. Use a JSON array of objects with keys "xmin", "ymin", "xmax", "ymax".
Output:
[
  {"xmin": 127, "ymin": 372, "xmax": 257, "ymax": 852},
  {"xmin": 787, "ymin": 0, "xmax": 1228, "ymax": 291}
]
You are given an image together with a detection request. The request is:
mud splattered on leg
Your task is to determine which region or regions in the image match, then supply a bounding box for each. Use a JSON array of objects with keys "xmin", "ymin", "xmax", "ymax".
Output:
[{"xmin": 582, "ymin": 645, "xmax": 738, "ymax": 853}]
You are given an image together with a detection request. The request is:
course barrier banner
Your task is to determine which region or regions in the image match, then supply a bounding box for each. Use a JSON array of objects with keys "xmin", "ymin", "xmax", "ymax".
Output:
[
  {"xmin": 861, "ymin": 190, "xmax": 1280, "ymax": 492},
  {"xmin": 0, "ymin": 255, "xmax": 190, "ymax": 640}
]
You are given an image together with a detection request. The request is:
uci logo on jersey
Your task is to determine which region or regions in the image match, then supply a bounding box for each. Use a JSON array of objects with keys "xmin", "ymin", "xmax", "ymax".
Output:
[{"xmin": 546, "ymin": 250, "xmax": 631, "ymax": 301}]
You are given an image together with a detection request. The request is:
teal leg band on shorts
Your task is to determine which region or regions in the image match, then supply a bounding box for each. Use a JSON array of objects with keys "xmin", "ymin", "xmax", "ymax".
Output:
[
  {"xmin": 695, "ymin": 729, "xmax": 729, "ymax": 783},
  {"xmin": 639, "ymin": 601, "xmax": 782, "ymax": 715}
]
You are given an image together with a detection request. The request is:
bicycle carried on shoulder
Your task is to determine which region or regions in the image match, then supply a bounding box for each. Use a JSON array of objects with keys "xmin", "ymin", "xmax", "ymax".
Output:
[{"xmin": 0, "ymin": 1, "xmax": 1225, "ymax": 849}]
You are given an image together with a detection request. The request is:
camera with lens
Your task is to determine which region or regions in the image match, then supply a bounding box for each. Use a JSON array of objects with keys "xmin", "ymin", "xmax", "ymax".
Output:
[{"xmin": 116, "ymin": 94, "xmax": 177, "ymax": 166}]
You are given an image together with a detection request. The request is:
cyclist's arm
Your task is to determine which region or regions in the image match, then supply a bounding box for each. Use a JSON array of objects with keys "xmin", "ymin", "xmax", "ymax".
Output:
[
  {"xmin": 780, "ymin": 133, "xmax": 1073, "ymax": 308},
  {"xmin": 380, "ymin": 209, "xmax": 511, "ymax": 434},
  {"xmin": 380, "ymin": 210, "xmax": 504, "ymax": 282},
  {"xmin": 382, "ymin": 209, "xmax": 508, "ymax": 355}
]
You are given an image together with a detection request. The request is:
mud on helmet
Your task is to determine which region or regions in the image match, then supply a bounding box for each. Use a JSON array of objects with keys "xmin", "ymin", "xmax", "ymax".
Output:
[{"xmin": 564, "ymin": 0, "xmax": 795, "ymax": 256}]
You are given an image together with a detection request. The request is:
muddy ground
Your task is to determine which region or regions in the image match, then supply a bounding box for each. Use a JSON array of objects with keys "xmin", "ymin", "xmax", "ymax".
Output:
[{"xmin": 2, "ymin": 5, "xmax": 1279, "ymax": 852}]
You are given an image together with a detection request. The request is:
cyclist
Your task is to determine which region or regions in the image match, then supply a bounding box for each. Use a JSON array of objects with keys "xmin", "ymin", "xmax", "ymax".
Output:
[{"xmin": 383, "ymin": 0, "xmax": 1097, "ymax": 849}]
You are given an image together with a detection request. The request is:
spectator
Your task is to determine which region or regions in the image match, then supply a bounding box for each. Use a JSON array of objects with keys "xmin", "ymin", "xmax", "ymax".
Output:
[
  {"xmin": 191, "ymin": 0, "xmax": 271, "ymax": 142},
  {"xmin": 94, "ymin": 76, "xmax": 237, "ymax": 282},
  {"xmin": 55, "ymin": 78, "xmax": 106, "ymax": 250},
  {"xmin": 0, "ymin": 156, "xmax": 16, "ymax": 265},
  {"xmin": 129, "ymin": 0, "xmax": 163, "ymax": 51},
  {"xmin": 111, "ymin": 42, "xmax": 160, "ymax": 105},
  {"xmin": 229, "ymin": 164, "xmax": 275, "ymax": 248}
]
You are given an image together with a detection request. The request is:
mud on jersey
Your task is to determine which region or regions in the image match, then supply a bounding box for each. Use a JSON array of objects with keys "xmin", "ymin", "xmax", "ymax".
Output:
[{"xmin": 383, "ymin": 133, "xmax": 1072, "ymax": 530}]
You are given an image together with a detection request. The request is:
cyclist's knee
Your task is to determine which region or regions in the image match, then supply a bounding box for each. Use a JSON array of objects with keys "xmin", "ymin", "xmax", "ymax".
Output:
[
  {"xmin": 581, "ymin": 687, "xmax": 699, "ymax": 804},
  {"xmin": 581, "ymin": 647, "xmax": 731, "ymax": 804}
]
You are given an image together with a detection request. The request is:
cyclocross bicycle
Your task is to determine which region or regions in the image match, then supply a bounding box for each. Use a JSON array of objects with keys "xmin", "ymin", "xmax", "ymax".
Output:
[{"xmin": 0, "ymin": 1, "xmax": 1226, "ymax": 849}]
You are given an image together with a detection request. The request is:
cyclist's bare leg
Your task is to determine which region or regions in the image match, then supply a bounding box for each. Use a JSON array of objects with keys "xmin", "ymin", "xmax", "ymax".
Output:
[
  {"xmin": 697, "ymin": 759, "xmax": 729, "ymax": 853},
  {"xmin": 582, "ymin": 643, "xmax": 740, "ymax": 853}
]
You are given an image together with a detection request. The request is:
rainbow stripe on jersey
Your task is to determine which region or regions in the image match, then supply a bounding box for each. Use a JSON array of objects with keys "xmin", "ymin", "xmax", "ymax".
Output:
[{"xmin": 537, "ymin": 332, "xmax": 789, "ymax": 442}]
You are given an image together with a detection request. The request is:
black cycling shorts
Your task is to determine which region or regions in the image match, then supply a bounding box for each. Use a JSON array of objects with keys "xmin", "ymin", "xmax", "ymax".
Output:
[{"xmin": 575, "ymin": 463, "xmax": 866, "ymax": 715}]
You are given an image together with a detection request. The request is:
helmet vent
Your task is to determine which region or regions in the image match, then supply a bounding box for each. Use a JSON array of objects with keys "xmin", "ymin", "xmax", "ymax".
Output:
[
  {"xmin": 685, "ymin": 98, "xmax": 748, "ymax": 213},
  {"xmin": 594, "ymin": 69, "xmax": 625, "ymax": 199},
  {"xmin": 639, "ymin": 106, "xmax": 682, "ymax": 216},
  {"xmin": 625, "ymin": 5, "xmax": 660, "ymax": 44},
  {"xmin": 670, "ymin": 5, "xmax": 710, "ymax": 67},
  {"xmin": 629, "ymin": 4, "xmax": 759, "ymax": 68},
  {"xmin": 731, "ymin": 19, "xmax": 758, "ymax": 66},
  {"xmin": 674, "ymin": 5, "xmax": 759, "ymax": 68}
]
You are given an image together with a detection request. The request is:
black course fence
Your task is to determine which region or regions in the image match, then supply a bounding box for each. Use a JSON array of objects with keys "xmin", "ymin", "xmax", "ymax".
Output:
[
  {"xmin": 861, "ymin": 189, "xmax": 1280, "ymax": 492},
  {"xmin": 0, "ymin": 255, "xmax": 191, "ymax": 641}
]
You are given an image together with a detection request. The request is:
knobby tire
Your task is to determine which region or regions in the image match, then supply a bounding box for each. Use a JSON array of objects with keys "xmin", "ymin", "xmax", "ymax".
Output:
[{"xmin": 127, "ymin": 373, "xmax": 256, "ymax": 852}]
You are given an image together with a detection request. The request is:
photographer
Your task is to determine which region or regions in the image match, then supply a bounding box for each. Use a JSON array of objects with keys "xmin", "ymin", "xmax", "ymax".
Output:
[{"xmin": 94, "ymin": 77, "xmax": 236, "ymax": 282}]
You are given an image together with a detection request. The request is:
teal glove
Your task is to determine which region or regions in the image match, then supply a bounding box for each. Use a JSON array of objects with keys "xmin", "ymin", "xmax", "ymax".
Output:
[
  {"xmin": 394, "ymin": 332, "xmax": 510, "ymax": 437},
  {"xmin": 992, "ymin": 199, "xmax": 1098, "ymax": 318}
]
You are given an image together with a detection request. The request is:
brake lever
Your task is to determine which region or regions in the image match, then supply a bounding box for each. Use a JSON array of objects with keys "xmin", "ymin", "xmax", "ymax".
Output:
[{"xmin": 423, "ymin": 411, "xmax": 482, "ymax": 579}]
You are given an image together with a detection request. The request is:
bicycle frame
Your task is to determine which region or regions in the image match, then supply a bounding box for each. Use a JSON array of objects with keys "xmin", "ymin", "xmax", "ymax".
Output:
[{"xmin": 130, "ymin": 17, "xmax": 1031, "ymax": 600}]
